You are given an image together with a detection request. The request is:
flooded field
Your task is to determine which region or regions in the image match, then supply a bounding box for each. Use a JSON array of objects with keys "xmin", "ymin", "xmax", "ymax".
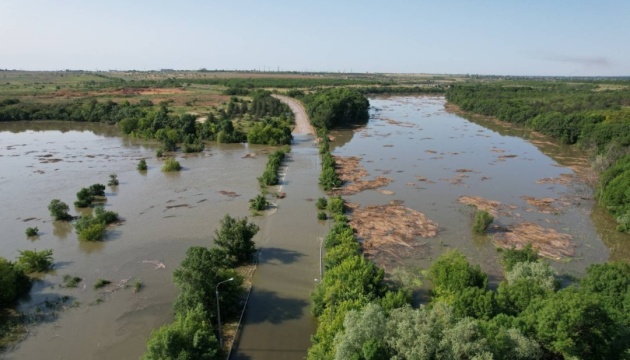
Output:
[
  {"xmin": 0, "ymin": 121, "xmax": 271, "ymax": 359},
  {"xmin": 2, "ymin": 95, "xmax": 630, "ymax": 359},
  {"xmin": 329, "ymin": 96, "xmax": 630, "ymax": 282}
]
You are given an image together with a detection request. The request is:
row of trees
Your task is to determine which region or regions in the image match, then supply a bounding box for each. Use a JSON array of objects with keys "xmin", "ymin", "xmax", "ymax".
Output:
[
  {"xmin": 446, "ymin": 82, "xmax": 630, "ymax": 232},
  {"xmin": 310, "ymin": 211, "xmax": 630, "ymax": 359},
  {"xmin": 143, "ymin": 215, "xmax": 259, "ymax": 359}
]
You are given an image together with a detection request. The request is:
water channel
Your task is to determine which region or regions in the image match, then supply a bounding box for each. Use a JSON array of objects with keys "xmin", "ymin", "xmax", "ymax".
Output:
[{"xmin": 1, "ymin": 96, "xmax": 629, "ymax": 359}]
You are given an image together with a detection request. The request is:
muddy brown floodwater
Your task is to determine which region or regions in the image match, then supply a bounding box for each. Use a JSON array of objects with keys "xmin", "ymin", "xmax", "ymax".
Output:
[
  {"xmin": 329, "ymin": 96, "xmax": 630, "ymax": 284},
  {"xmin": 2, "ymin": 95, "xmax": 630, "ymax": 359},
  {"xmin": 0, "ymin": 121, "xmax": 274, "ymax": 359}
]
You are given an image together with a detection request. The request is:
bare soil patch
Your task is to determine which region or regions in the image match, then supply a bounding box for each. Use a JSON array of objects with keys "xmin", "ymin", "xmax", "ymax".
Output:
[
  {"xmin": 493, "ymin": 222, "xmax": 575, "ymax": 260},
  {"xmin": 348, "ymin": 204, "xmax": 438, "ymax": 259}
]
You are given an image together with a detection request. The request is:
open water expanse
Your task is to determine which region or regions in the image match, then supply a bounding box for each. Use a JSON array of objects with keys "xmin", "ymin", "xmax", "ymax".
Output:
[{"xmin": 1, "ymin": 96, "xmax": 629, "ymax": 359}]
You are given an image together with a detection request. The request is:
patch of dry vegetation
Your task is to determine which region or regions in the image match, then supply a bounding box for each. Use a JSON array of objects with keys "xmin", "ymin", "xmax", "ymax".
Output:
[
  {"xmin": 333, "ymin": 155, "xmax": 393, "ymax": 195},
  {"xmin": 348, "ymin": 204, "xmax": 438, "ymax": 258},
  {"xmin": 493, "ymin": 222, "xmax": 575, "ymax": 260}
]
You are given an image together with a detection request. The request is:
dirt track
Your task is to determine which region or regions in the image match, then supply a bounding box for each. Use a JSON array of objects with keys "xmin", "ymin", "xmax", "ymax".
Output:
[{"xmin": 273, "ymin": 94, "xmax": 315, "ymax": 135}]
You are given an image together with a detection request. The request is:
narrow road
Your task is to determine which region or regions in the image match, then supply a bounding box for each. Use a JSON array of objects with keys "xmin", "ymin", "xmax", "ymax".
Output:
[
  {"xmin": 273, "ymin": 94, "xmax": 316, "ymax": 135},
  {"xmin": 230, "ymin": 98, "xmax": 325, "ymax": 360}
]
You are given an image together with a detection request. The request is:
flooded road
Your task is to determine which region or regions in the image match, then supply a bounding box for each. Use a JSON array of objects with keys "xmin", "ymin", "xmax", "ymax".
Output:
[
  {"xmin": 2, "ymin": 95, "xmax": 629, "ymax": 359},
  {"xmin": 230, "ymin": 135, "xmax": 326, "ymax": 360}
]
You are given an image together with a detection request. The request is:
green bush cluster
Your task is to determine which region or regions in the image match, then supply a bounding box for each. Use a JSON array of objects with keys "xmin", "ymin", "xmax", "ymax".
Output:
[
  {"xmin": 137, "ymin": 159, "xmax": 148, "ymax": 171},
  {"xmin": 75, "ymin": 205, "xmax": 118, "ymax": 241},
  {"xmin": 258, "ymin": 150, "xmax": 286, "ymax": 187},
  {"xmin": 0, "ymin": 258, "xmax": 31, "ymax": 306},
  {"xmin": 319, "ymin": 152, "xmax": 342, "ymax": 191},
  {"xmin": 248, "ymin": 194, "xmax": 269, "ymax": 211},
  {"xmin": 309, "ymin": 243, "xmax": 630, "ymax": 359},
  {"xmin": 74, "ymin": 183, "xmax": 105, "ymax": 208},
  {"xmin": 161, "ymin": 158, "xmax": 181, "ymax": 172},
  {"xmin": 48, "ymin": 199, "xmax": 71, "ymax": 220},
  {"xmin": 309, "ymin": 214, "xmax": 409, "ymax": 360},
  {"xmin": 143, "ymin": 214, "xmax": 255, "ymax": 359},
  {"xmin": 472, "ymin": 210, "xmax": 494, "ymax": 234},
  {"xmin": 247, "ymin": 116, "xmax": 293, "ymax": 146},
  {"xmin": 25, "ymin": 227, "xmax": 38, "ymax": 237},
  {"xmin": 303, "ymin": 88, "xmax": 370, "ymax": 129},
  {"xmin": 16, "ymin": 249, "xmax": 54, "ymax": 273}
]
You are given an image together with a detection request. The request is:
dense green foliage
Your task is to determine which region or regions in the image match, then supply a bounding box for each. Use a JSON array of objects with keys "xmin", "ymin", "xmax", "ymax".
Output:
[
  {"xmin": 258, "ymin": 150, "xmax": 286, "ymax": 187},
  {"xmin": 212, "ymin": 214, "xmax": 259, "ymax": 266},
  {"xmin": 143, "ymin": 304, "xmax": 220, "ymax": 360},
  {"xmin": 25, "ymin": 227, "xmax": 38, "ymax": 237},
  {"xmin": 48, "ymin": 199, "xmax": 71, "ymax": 220},
  {"xmin": 446, "ymin": 82, "xmax": 630, "ymax": 231},
  {"xmin": 303, "ymin": 88, "xmax": 370, "ymax": 129},
  {"xmin": 172, "ymin": 246, "xmax": 243, "ymax": 320},
  {"xmin": 249, "ymin": 194, "xmax": 268, "ymax": 211},
  {"xmin": 137, "ymin": 159, "xmax": 148, "ymax": 171},
  {"xmin": 144, "ymin": 212, "xmax": 251, "ymax": 358},
  {"xmin": 315, "ymin": 197, "xmax": 328, "ymax": 210},
  {"xmin": 0, "ymin": 258, "xmax": 31, "ymax": 306},
  {"xmin": 247, "ymin": 116, "xmax": 293, "ymax": 145},
  {"xmin": 74, "ymin": 205, "xmax": 118, "ymax": 241},
  {"xmin": 74, "ymin": 183, "xmax": 105, "ymax": 207},
  {"xmin": 16, "ymin": 249, "xmax": 54, "ymax": 273},
  {"xmin": 319, "ymin": 152, "xmax": 342, "ymax": 191},
  {"xmin": 309, "ymin": 213, "xmax": 409, "ymax": 360},
  {"xmin": 161, "ymin": 157, "xmax": 182, "ymax": 172},
  {"xmin": 473, "ymin": 210, "xmax": 494, "ymax": 234},
  {"xmin": 309, "ymin": 234, "xmax": 630, "ymax": 359}
]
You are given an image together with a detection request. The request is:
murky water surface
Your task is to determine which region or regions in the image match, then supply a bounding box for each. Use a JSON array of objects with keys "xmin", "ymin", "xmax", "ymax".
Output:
[
  {"xmin": 1, "ymin": 121, "xmax": 270, "ymax": 359},
  {"xmin": 330, "ymin": 96, "xmax": 630, "ymax": 283},
  {"xmin": 2, "ymin": 96, "xmax": 629, "ymax": 359}
]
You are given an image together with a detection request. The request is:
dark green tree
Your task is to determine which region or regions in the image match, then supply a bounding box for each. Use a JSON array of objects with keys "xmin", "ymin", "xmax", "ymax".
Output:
[{"xmin": 213, "ymin": 215, "xmax": 259, "ymax": 265}]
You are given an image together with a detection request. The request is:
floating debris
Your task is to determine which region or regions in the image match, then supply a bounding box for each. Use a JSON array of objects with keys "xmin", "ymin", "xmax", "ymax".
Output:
[
  {"xmin": 493, "ymin": 222, "xmax": 574, "ymax": 260},
  {"xmin": 458, "ymin": 196, "xmax": 502, "ymax": 217},
  {"xmin": 218, "ymin": 190, "xmax": 240, "ymax": 197}
]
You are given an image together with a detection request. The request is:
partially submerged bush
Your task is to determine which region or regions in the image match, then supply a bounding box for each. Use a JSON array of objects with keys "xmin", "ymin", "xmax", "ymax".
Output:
[
  {"xmin": 16, "ymin": 249, "xmax": 54, "ymax": 273},
  {"xmin": 162, "ymin": 158, "xmax": 182, "ymax": 172},
  {"xmin": 93, "ymin": 279, "xmax": 111, "ymax": 289},
  {"xmin": 0, "ymin": 258, "xmax": 31, "ymax": 306},
  {"xmin": 63, "ymin": 274, "xmax": 82, "ymax": 288},
  {"xmin": 316, "ymin": 197, "xmax": 328, "ymax": 210},
  {"xmin": 108, "ymin": 174, "xmax": 119, "ymax": 186},
  {"xmin": 137, "ymin": 159, "xmax": 148, "ymax": 171},
  {"xmin": 249, "ymin": 194, "xmax": 269, "ymax": 211},
  {"xmin": 25, "ymin": 227, "xmax": 39, "ymax": 237},
  {"xmin": 472, "ymin": 210, "xmax": 493, "ymax": 234},
  {"xmin": 48, "ymin": 199, "xmax": 71, "ymax": 220},
  {"xmin": 317, "ymin": 211, "xmax": 327, "ymax": 220},
  {"xmin": 75, "ymin": 206, "xmax": 118, "ymax": 241}
]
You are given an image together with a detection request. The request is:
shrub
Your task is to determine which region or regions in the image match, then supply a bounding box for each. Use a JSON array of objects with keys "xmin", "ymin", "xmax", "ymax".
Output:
[
  {"xmin": 317, "ymin": 211, "xmax": 328, "ymax": 220},
  {"xmin": 48, "ymin": 199, "xmax": 71, "ymax": 220},
  {"xmin": 89, "ymin": 183, "xmax": 106, "ymax": 197},
  {"xmin": 93, "ymin": 279, "xmax": 111, "ymax": 289},
  {"xmin": 137, "ymin": 159, "xmax": 148, "ymax": 171},
  {"xmin": 327, "ymin": 196, "xmax": 345, "ymax": 216},
  {"xmin": 94, "ymin": 205, "xmax": 118, "ymax": 224},
  {"xmin": 249, "ymin": 194, "xmax": 268, "ymax": 211},
  {"xmin": 0, "ymin": 258, "xmax": 31, "ymax": 306},
  {"xmin": 25, "ymin": 227, "xmax": 39, "ymax": 237},
  {"xmin": 74, "ymin": 188, "xmax": 94, "ymax": 208},
  {"xmin": 63, "ymin": 274, "xmax": 82, "ymax": 288},
  {"xmin": 472, "ymin": 210, "xmax": 493, "ymax": 234},
  {"xmin": 16, "ymin": 249, "xmax": 54, "ymax": 273},
  {"xmin": 156, "ymin": 148, "xmax": 163, "ymax": 158},
  {"xmin": 316, "ymin": 197, "xmax": 328, "ymax": 210},
  {"xmin": 161, "ymin": 158, "xmax": 181, "ymax": 172},
  {"xmin": 107, "ymin": 174, "xmax": 119, "ymax": 186},
  {"xmin": 77, "ymin": 222, "xmax": 106, "ymax": 241}
]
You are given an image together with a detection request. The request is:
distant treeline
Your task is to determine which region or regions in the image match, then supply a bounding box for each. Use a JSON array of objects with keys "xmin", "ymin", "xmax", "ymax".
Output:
[
  {"xmin": 446, "ymin": 82, "xmax": 630, "ymax": 231},
  {"xmin": 0, "ymin": 91, "xmax": 294, "ymax": 148}
]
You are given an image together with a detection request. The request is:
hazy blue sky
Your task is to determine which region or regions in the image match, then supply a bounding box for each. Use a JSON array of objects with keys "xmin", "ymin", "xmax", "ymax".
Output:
[{"xmin": 1, "ymin": 0, "xmax": 628, "ymax": 76}]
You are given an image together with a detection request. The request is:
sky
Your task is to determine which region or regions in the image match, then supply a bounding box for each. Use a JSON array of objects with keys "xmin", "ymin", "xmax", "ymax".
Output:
[{"xmin": 1, "ymin": 0, "xmax": 629, "ymax": 76}]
